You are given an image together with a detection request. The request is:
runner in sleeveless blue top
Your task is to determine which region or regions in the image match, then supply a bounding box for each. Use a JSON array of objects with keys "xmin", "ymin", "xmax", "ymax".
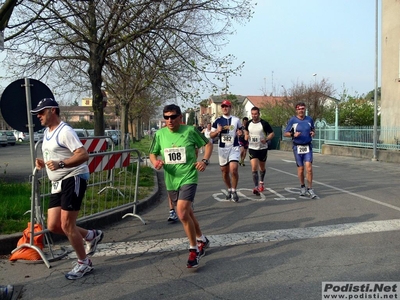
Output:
[
  {"xmin": 210, "ymin": 100, "xmax": 242, "ymax": 202},
  {"xmin": 284, "ymin": 102, "xmax": 318, "ymax": 199}
]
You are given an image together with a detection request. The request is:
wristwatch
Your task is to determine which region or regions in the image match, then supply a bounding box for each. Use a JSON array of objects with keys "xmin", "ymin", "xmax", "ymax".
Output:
[
  {"xmin": 201, "ymin": 159, "xmax": 209, "ymax": 166},
  {"xmin": 58, "ymin": 161, "xmax": 65, "ymax": 169}
]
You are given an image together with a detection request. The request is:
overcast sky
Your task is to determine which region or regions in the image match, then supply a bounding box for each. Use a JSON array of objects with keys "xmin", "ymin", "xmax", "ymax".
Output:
[
  {"xmin": 213, "ymin": 0, "xmax": 381, "ymax": 99},
  {"xmin": 0, "ymin": 0, "xmax": 381, "ymax": 102}
]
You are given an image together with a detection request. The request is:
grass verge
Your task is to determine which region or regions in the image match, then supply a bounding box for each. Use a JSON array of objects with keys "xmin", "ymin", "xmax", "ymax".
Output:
[{"xmin": 0, "ymin": 137, "xmax": 155, "ymax": 235}]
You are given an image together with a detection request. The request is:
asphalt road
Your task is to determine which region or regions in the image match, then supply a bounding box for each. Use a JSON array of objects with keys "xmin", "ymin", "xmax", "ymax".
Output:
[
  {"xmin": 1, "ymin": 146, "xmax": 400, "ymax": 299},
  {"xmin": 0, "ymin": 143, "xmax": 39, "ymax": 183}
]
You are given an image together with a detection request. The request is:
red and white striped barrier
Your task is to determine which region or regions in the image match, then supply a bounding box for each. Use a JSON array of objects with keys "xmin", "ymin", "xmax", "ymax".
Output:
[
  {"xmin": 88, "ymin": 152, "xmax": 130, "ymax": 173},
  {"xmin": 81, "ymin": 138, "xmax": 108, "ymax": 153}
]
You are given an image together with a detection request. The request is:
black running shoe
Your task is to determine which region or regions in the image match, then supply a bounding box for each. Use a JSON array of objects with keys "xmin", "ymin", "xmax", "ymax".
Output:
[
  {"xmin": 197, "ymin": 237, "xmax": 210, "ymax": 258},
  {"xmin": 253, "ymin": 187, "xmax": 260, "ymax": 196},
  {"xmin": 232, "ymin": 191, "xmax": 239, "ymax": 202},
  {"xmin": 187, "ymin": 249, "xmax": 200, "ymax": 268}
]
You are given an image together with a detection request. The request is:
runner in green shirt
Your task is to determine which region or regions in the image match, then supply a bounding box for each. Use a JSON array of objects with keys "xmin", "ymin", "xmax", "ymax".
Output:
[{"xmin": 149, "ymin": 104, "xmax": 213, "ymax": 268}]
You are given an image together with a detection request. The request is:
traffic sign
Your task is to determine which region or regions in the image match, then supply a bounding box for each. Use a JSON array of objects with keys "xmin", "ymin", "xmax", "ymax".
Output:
[{"xmin": 0, "ymin": 78, "xmax": 54, "ymax": 132}]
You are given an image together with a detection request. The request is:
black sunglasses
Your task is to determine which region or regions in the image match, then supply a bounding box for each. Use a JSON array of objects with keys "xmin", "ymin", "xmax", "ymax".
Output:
[
  {"xmin": 163, "ymin": 114, "xmax": 180, "ymax": 120},
  {"xmin": 221, "ymin": 105, "xmax": 230, "ymax": 108}
]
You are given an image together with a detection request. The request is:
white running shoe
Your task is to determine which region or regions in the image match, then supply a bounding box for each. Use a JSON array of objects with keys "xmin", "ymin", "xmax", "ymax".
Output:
[
  {"xmin": 300, "ymin": 187, "xmax": 307, "ymax": 196},
  {"xmin": 65, "ymin": 259, "xmax": 93, "ymax": 280},
  {"xmin": 307, "ymin": 188, "xmax": 317, "ymax": 199},
  {"xmin": 86, "ymin": 230, "xmax": 104, "ymax": 256}
]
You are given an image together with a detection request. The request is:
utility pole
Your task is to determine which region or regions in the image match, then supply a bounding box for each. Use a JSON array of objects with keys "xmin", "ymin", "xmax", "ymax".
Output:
[
  {"xmin": 372, "ymin": 0, "xmax": 378, "ymax": 161},
  {"xmin": 271, "ymin": 71, "xmax": 274, "ymax": 96}
]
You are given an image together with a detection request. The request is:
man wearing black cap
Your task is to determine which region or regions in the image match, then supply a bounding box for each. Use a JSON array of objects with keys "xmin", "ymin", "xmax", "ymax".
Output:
[
  {"xmin": 31, "ymin": 98, "xmax": 103, "ymax": 280},
  {"xmin": 210, "ymin": 100, "xmax": 242, "ymax": 202}
]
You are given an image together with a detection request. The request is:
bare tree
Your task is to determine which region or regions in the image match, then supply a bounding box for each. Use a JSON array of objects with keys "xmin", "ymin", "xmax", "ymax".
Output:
[
  {"xmin": 284, "ymin": 78, "xmax": 335, "ymax": 120},
  {"xmin": 2, "ymin": 0, "xmax": 255, "ymax": 135}
]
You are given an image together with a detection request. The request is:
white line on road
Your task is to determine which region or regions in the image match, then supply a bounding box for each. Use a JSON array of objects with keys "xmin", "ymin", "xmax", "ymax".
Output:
[
  {"xmin": 269, "ymin": 167, "xmax": 400, "ymax": 212},
  {"xmin": 65, "ymin": 219, "xmax": 400, "ymax": 258}
]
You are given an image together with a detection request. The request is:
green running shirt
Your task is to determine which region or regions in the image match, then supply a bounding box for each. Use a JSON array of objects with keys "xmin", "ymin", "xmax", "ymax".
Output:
[{"xmin": 149, "ymin": 125, "xmax": 209, "ymax": 191}]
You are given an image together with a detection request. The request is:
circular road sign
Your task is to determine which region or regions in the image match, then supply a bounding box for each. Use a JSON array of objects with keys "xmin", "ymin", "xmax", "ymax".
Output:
[{"xmin": 0, "ymin": 78, "xmax": 54, "ymax": 132}]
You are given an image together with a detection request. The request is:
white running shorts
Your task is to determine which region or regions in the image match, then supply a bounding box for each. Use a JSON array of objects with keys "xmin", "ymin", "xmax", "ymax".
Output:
[{"xmin": 218, "ymin": 146, "xmax": 240, "ymax": 166}]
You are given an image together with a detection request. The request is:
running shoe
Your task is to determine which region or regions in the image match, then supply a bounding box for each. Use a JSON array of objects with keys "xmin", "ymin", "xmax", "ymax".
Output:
[
  {"xmin": 299, "ymin": 186, "xmax": 307, "ymax": 196},
  {"xmin": 307, "ymin": 188, "xmax": 318, "ymax": 199},
  {"xmin": 65, "ymin": 259, "xmax": 93, "ymax": 280},
  {"xmin": 0, "ymin": 285, "xmax": 13, "ymax": 300},
  {"xmin": 187, "ymin": 249, "xmax": 200, "ymax": 268},
  {"xmin": 225, "ymin": 191, "xmax": 232, "ymax": 200},
  {"xmin": 197, "ymin": 237, "xmax": 210, "ymax": 258},
  {"xmin": 253, "ymin": 187, "xmax": 260, "ymax": 196},
  {"xmin": 86, "ymin": 229, "xmax": 104, "ymax": 256},
  {"xmin": 167, "ymin": 210, "xmax": 178, "ymax": 222},
  {"xmin": 232, "ymin": 191, "xmax": 239, "ymax": 202},
  {"xmin": 258, "ymin": 181, "xmax": 265, "ymax": 192}
]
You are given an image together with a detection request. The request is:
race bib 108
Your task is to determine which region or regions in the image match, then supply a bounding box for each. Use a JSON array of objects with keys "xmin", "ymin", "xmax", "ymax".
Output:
[{"xmin": 164, "ymin": 147, "xmax": 187, "ymax": 164}]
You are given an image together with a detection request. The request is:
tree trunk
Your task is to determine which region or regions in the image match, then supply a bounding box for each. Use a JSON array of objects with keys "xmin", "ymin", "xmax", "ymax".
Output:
[
  {"xmin": 89, "ymin": 58, "xmax": 105, "ymax": 136},
  {"xmin": 121, "ymin": 102, "xmax": 129, "ymax": 149}
]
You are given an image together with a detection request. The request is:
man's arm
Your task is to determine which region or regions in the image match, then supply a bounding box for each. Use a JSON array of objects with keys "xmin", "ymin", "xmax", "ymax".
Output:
[
  {"xmin": 45, "ymin": 146, "xmax": 89, "ymax": 171},
  {"xmin": 262, "ymin": 121, "xmax": 275, "ymax": 142},
  {"xmin": 149, "ymin": 153, "xmax": 163, "ymax": 170}
]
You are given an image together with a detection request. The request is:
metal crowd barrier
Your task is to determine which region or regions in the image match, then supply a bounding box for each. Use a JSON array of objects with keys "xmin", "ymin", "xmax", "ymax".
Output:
[{"xmin": 11, "ymin": 137, "xmax": 145, "ymax": 268}]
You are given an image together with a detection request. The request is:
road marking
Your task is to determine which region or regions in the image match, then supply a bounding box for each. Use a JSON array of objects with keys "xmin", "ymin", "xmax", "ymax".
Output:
[
  {"xmin": 212, "ymin": 188, "xmax": 295, "ymax": 202},
  {"xmin": 67, "ymin": 219, "xmax": 400, "ymax": 258},
  {"xmin": 266, "ymin": 187, "xmax": 296, "ymax": 201},
  {"xmin": 282, "ymin": 159, "xmax": 296, "ymax": 163},
  {"xmin": 270, "ymin": 167, "xmax": 400, "ymax": 212}
]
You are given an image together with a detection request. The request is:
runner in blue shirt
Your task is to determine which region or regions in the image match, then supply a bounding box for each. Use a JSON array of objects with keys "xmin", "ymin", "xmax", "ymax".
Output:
[{"xmin": 284, "ymin": 102, "xmax": 317, "ymax": 199}]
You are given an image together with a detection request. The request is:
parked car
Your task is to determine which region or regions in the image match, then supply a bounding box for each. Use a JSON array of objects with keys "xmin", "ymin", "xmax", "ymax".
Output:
[
  {"xmin": 13, "ymin": 130, "xmax": 29, "ymax": 142},
  {"xmin": 105, "ymin": 129, "xmax": 120, "ymax": 145},
  {"xmin": 87, "ymin": 129, "xmax": 95, "ymax": 137},
  {"xmin": 0, "ymin": 131, "xmax": 7, "ymax": 147},
  {"xmin": 73, "ymin": 128, "xmax": 89, "ymax": 138},
  {"xmin": 0, "ymin": 130, "xmax": 16, "ymax": 146},
  {"xmin": 36, "ymin": 129, "xmax": 45, "ymax": 142},
  {"xmin": 4, "ymin": 131, "xmax": 16, "ymax": 146}
]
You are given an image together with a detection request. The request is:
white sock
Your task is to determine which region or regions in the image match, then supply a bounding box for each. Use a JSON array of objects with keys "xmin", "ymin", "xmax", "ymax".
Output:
[
  {"xmin": 197, "ymin": 235, "xmax": 206, "ymax": 242},
  {"xmin": 85, "ymin": 230, "xmax": 94, "ymax": 241},
  {"xmin": 189, "ymin": 245, "xmax": 199, "ymax": 252},
  {"xmin": 78, "ymin": 257, "xmax": 90, "ymax": 265}
]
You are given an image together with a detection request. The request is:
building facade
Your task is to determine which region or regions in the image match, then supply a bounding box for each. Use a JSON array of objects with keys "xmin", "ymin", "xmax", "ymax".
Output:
[{"xmin": 381, "ymin": 1, "xmax": 400, "ymax": 128}]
